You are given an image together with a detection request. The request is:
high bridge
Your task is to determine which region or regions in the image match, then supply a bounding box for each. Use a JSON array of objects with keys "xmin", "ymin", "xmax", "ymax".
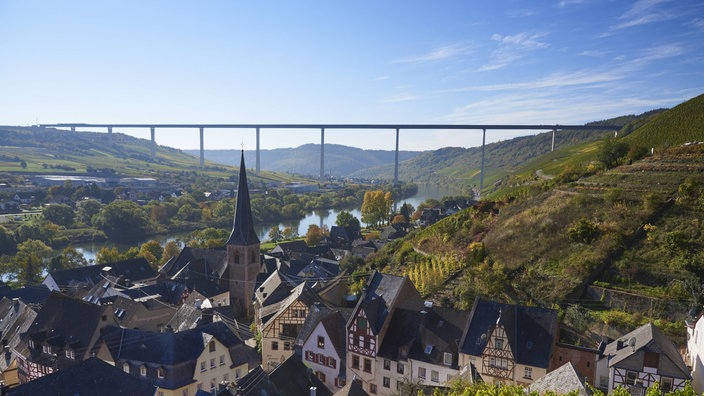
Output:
[{"xmin": 39, "ymin": 123, "xmax": 622, "ymax": 193}]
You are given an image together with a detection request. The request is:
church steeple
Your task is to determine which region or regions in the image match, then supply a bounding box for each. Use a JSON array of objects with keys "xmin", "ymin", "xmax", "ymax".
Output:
[{"xmin": 227, "ymin": 150, "xmax": 260, "ymax": 246}]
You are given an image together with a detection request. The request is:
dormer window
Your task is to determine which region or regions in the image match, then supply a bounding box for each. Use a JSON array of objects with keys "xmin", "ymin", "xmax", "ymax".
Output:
[
  {"xmin": 209, "ymin": 341, "xmax": 216, "ymax": 352},
  {"xmin": 29, "ymin": 340, "xmax": 35, "ymax": 349},
  {"xmin": 443, "ymin": 352, "xmax": 453, "ymax": 366},
  {"xmin": 42, "ymin": 345, "xmax": 51, "ymax": 355},
  {"xmin": 495, "ymin": 338, "xmax": 503, "ymax": 349},
  {"xmin": 140, "ymin": 365, "xmax": 147, "ymax": 377},
  {"xmin": 157, "ymin": 367, "xmax": 165, "ymax": 379},
  {"xmin": 123, "ymin": 362, "xmax": 130, "ymax": 373},
  {"xmin": 65, "ymin": 349, "xmax": 75, "ymax": 359}
]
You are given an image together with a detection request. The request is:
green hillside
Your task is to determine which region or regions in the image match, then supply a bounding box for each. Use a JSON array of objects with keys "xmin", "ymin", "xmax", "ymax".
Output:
[
  {"xmin": 365, "ymin": 93, "xmax": 704, "ymax": 340},
  {"xmin": 624, "ymin": 93, "xmax": 704, "ymax": 148},
  {"xmin": 0, "ymin": 126, "xmax": 303, "ymax": 185}
]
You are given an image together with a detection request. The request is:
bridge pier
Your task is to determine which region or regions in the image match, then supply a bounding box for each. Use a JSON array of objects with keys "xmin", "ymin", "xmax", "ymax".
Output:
[
  {"xmin": 320, "ymin": 128, "xmax": 325, "ymax": 181},
  {"xmin": 551, "ymin": 128, "xmax": 556, "ymax": 152},
  {"xmin": 256, "ymin": 128, "xmax": 260, "ymax": 174},
  {"xmin": 394, "ymin": 128, "xmax": 400, "ymax": 186},
  {"xmin": 150, "ymin": 127, "xmax": 156, "ymax": 161},
  {"xmin": 479, "ymin": 128, "xmax": 486, "ymax": 198},
  {"xmin": 107, "ymin": 127, "xmax": 113, "ymax": 144},
  {"xmin": 199, "ymin": 127, "xmax": 205, "ymax": 168}
]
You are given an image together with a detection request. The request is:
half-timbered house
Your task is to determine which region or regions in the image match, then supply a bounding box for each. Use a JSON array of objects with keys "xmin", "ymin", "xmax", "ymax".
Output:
[
  {"xmin": 345, "ymin": 271, "xmax": 423, "ymax": 395},
  {"xmin": 458, "ymin": 297, "xmax": 559, "ymax": 386},
  {"xmin": 595, "ymin": 322, "xmax": 690, "ymax": 394}
]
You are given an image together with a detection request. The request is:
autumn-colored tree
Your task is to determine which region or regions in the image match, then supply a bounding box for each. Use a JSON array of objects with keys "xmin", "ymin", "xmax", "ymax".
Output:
[
  {"xmin": 282, "ymin": 226, "xmax": 298, "ymax": 241},
  {"xmin": 268, "ymin": 225, "xmax": 284, "ymax": 243},
  {"xmin": 161, "ymin": 240, "xmax": 182, "ymax": 266},
  {"xmin": 306, "ymin": 224, "xmax": 323, "ymax": 246},
  {"xmin": 15, "ymin": 240, "xmax": 52, "ymax": 286},
  {"xmin": 139, "ymin": 240, "xmax": 164, "ymax": 270},
  {"xmin": 54, "ymin": 245, "xmax": 88, "ymax": 271},
  {"xmin": 361, "ymin": 190, "xmax": 393, "ymax": 228},
  {"xmin": 96, "ymin": 246, "xmax": 139, "ymax": 264}
]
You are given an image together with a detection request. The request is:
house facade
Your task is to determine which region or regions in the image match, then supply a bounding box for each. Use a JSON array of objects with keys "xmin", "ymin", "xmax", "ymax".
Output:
[
  {"xmin": 596, "ymin": 322, "xmax": 690, "ymax": 394},
  {"xmin": 300, "ymin": 308, "xmax": 348, "ymax": 391},
  {"xmin": 458, "ymin": 297, "xmax": 559, "ymax": 387},
  {"xmin": 686, "ymin": 311, "xmax": 704, "ymax": 394}
]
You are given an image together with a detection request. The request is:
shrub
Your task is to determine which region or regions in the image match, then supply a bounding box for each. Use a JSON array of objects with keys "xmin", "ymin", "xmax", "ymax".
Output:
[{"xmin": 568, "ymin": 218, "xmax": 600, "ymax": 244}]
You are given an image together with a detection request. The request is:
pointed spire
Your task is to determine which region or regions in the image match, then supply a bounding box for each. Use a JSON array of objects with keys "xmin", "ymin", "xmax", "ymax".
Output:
[{"xmin": 226, "ymin": 150, "xmax": 260, "ymax": 245}]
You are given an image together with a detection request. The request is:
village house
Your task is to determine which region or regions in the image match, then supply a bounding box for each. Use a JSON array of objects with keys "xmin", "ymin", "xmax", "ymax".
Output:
[
  {"xmin": 0, "ymin": 298, "xmax": 38, "ymax": 387},
  {"xmin": 95, "ymin": 321, "xmax": 259, "ymax": 396},
  {"xmin": 457, "ymin": 297, "xmax": 559, "ymax": 387},
  {"xmin": 596, "ymin": 322, "xmax": 690, "ymax": 394},
  {"xmin": 345, "ymin": 271, "xmax": 424, "ymax": 395},
  {"xmin": 13, "ymin": 292, "xmax": 121, "ymax": 384},
  {"xmin": 686, "ymin": 309, "xmax": 704, "ymax": 394}
]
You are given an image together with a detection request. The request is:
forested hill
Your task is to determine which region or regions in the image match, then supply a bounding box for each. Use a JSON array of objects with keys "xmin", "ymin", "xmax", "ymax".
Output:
[
  {"xmin": 348, "ymin": 113, "xmax": 665, "ymax": 190},
  {"xmin": 185, "ymin": 144, "xmax": 423, "ymax": 178}
]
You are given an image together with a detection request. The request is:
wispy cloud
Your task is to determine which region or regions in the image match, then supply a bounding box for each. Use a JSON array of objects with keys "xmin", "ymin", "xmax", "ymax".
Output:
[
  {"xmin": 440, "ymin": 69, "xmax": 621, "ymax": 94},
  {"xmin": 479, "ymin": 32, "xmax": 549, "ymax": 71},
  {"xmin": 602, "ymin": 0, "xmax": 678, "ymax": 35},
  {"xmin": 579, "ymin": 50, "xmax": 608, "ymax": 57},
  {"xmin": 689, "ymin": 17, "xmax": 704, "ymax": 31},
  {"xmin": 558, "ymin": 0, "xmax": 589, "ymax": 9},
  {"xmin": 396, "ymin": 43, "xmax": 475, "ymax": 64},
  {"xmin": 381, "ymin": 93, "xmax": 418, "ymax": 103},
  {"xmin": 373, "ymin": 76, "xmax": 389, "ymax": 81}
]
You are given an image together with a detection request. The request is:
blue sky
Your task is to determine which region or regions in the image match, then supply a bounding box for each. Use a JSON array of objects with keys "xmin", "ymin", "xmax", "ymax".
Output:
[{"xmin": 1, "ymin": 0, "xmax": 702, "ymax": 151}]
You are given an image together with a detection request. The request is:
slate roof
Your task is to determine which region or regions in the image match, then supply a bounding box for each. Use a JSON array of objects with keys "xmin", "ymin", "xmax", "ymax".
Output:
[
  {"xmin": 0, "ymin": 298, "xmax": 37, "ymax": 372},
  {"xmin": 296, "ymin": 257, "xmax": 340, "ymax": 280},
  {"xmin": 101, "ymin": 321, "xmax": 254, "ymax": 390},
  {"xmin": 270, "ymin": 240, "xmax": 308, "ymax": 260},
  {"xmin": 235, "ymin": 365, "xmax": 281, "ymax": 396},
  {"xmin": 20, "ymin": 291, "xmax": 107, "ymax": 367},
  {"xmin": 268, "ymin": 355, "xmax": 333, "ymax": 396},
  {"xmin": 46, "ymin": 257, "xmax": 157, "ymax": 290},
  {"xmin": 6, "ymin": 357, "xmax": 157, "ymax": 396},
  {"xmin": 602, "ymin": 322, "xmax": 691, "ymax": 379},
  {"xmin": 333, "ymin": 379, "xmax": 369, "ymax": 396},
  {"xmin": 119, "ymin": 280, "xmax": 189, "ymax": 305},
  {"xmin": 161, "ymin": 247, "xmax": 229, "ymax": 299},
  {"xmin": 255, "ymin": 270, "xmax": 294, "ymax": 309},
  {"xmin": 529, "ymin": 362, "xmax": 590, "ymax": 396},
  {"xmin": 226, "ymin": 151, "xmax": 260, "ymax": 246},
  {"xmin": 458, "ymin": 297, "xmax": 559, "ymax": 369},
  {"xmin": 378, "ymin": 305, "xmax": 467, "ymax": 368},
  {"xmin": 0, "ymin": 284, "xmax": 50, "ymax": 305},
  {"xmin": 109, "ymin": 295, "xmax": 178, "ymax": 332},
  {"xmin": 348, "ymin": 271, "xmax": 423, "ymax": 336}
]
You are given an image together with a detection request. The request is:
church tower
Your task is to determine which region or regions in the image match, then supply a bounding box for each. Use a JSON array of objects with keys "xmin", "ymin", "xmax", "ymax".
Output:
[{"xmin": 227, "ymin": 150, "xmax": 260, "ymax": 319}]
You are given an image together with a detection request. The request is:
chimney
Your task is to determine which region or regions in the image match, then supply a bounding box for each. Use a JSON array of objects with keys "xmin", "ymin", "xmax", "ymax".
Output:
[
  {"xmin": 616, "ymin": 340, "xmax": 624, "ymax": 350},
  {"xmin": 310, "ymin": 387, "xmax": 316, "ymax": 396}
]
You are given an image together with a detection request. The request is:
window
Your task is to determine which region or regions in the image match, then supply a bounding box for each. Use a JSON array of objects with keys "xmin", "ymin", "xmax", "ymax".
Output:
[
  {"xmin": 431, "ymin": 370, "xmax": 439, "ymax": 382},
  {"xmin": 443, "ymin": 352, "xmax": 453, "ymax": 366},
  {"xmin": 418, "ymin": 367, "xmax": 426, "ymax": 379},
  {"xmin": 363, "ymin": 358, "xmax": 372, "ymax": 373},
  {"xmin": 352, "ymin": 354, "xmax": 360, "ymax": 369},
  {"xmin": 495, "ymin": 338, "xmax": 503, "ymax": 349},
  {"xmin": 65, "ymin": 349, "xmax": 75, "ymax": 359},
  {"xmin": 210, "ymin": 358, "xmax": 216, "ymax": 368},
  {"xmin": 383, "ymin": 377, "xmax": 390, "ymax": 388},
  {"xmin": 29, "ymin": 340, "xmax": 35, "ymax": 349},
  {"xmin": 383, "ymin": 359, "xmax": 391, "ymax": 370},
  {"xmin": 140, "ymin": 365, "xmax": 147, "ymax": 377},
  {"xmin": 397, "ymin": 362, "xmax": 404, "ymax": 374},
  {"xmin": 357, "ymin": 317, "xmax": 367, "ymax": 330},
  {"xmin": 661, "ymin": 377, "xmax": 673, "ymax": 392},
  {"xmin": 200, "ymin": 361, "xmax": 206, "ymax": 372},
  {"xmin": 123, "ymin": 363, "xmax": 130, "ymax": 373},
  {"xmin": 318, "ymin": 336, "xmax": 325, "ymax": 348},
  {"xmin": 220, "ymin": 355, "xmax": 225, "ymax": 365},
  {"xmin": 209, "ymin": 341, "xmax": 216, "ymax": 352},
  {"xmin": 625, "ymin": 371, "xmax": 638, "ymax": 385},
  {"xmin": 305, "ymin": 351, "xmax": 315, "ymax": 361},
  {"xmin": 364, "ymin": 338, "xmax": 370, "ymax": 350},
  {"xmin": 42, "ymin": 345, "xmax": 50, "ymax": 354},
  {"xmin": 157, "ymin": 367, "xmax": 165, "ymax": 379},
  {"xmin": 317, "ymin": 354, "xmax": 326, "ymax": 364},
  {"xmin": 182, "ymin": 389, "xmax": 188, "ymax": 396},
  {"xmin": 284, "ymin": 341, "xmax": 291, "ymax": 350},
  {"xmin": 210, "ymin": 378, "xmax": 216, "ymax": 391},
  {"xmin": 524, "ymin": 367, "xmax": 532, "ymax": 379},
  {"xmin": 317, "ymin": 371, "xmax": 326, "ymax": 382},
  {"xmin": 328, "ymin": 358, "xmax": 336, "ymax": 369},
  {"xmin": 369, "ymin": 383, "xmax": 377, "ymax": 394},
  {"xmin": 236, "ymin": 368, "xmax": 241, "ymax": 379},
  {"xmin": 272, "ymin": 341, "xmax": 279, "ymax": 350},
  {"xmin": 158, "ymin": 392, "xmax": 164, "ymax": 396}
]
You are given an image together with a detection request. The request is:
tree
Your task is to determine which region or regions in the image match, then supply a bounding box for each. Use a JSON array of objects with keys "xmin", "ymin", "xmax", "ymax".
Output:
[
  {"xmin": 399, "ymin": 203, "xmax": 414, "ymax": 223},
  {"xmin": 597, "ymin": 138, "xmax": 629, "ymax": 168},
  {"xmin": 42, "ymin": 203, "xmax": 75, "ymax": 227},
  {"xmin": 282, "ymin": 227, "xmax": 298, "ymax": 240},
  {"xmin": 188, "ymin": 228, "xmax": 228, "ymax": 248},
  {"xmin": 268, "ymin": 225, "xmax": 284, "ymax": 243},
  {"xmin": 361, "ymin": 190, "xmax": 393, "ymax": 228},
  {"xmin": 161, "ymin": 240, "xmax": 182, "ymax": 266},
  {"xmin": 568, "ymin": 218, "xmax": 600, "ymax": 244},
  {"xmin": 0, "ymin": 225, "xmax": 17, "ymax": 255},
  {"xmin": 76, "ymin": 199, "xmax": 102, "ymax": 225},
  {"xmin": 51, "ymin": 245, "xmax": 88, "ymax": 271},
  {"xmin": 96, "ymin": 246, "xmax": 139, "ymax": 264},
  {"xmin": 306, "ymin": 224, "xmax": 323, "ymax": 246},
  {"xmin": 139, "ymin": 240, "xmax": 164, "ymax": 270},
  {"xmin": 93, "ymin": 200, "xmax": 149, "ymax": 238},
  {"xmin": 336, "ymin": 210, "xmax": 361, "ymax": 237},
  {"xmin": 15, "ymin": 239, "xmax": 52, "ymax": 286}
]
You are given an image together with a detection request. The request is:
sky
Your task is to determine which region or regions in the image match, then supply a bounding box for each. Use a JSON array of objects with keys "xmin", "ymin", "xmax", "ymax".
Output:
[{"xmin": 1, "ymin": 0, "xmax": 703, "ymax": 152}]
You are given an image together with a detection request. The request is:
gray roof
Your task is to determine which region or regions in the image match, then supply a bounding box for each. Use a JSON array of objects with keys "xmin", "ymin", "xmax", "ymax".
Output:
[
  {"xmin": 7, "ymin": 357, "xmax": 156, "ymax": 396},
  {"xmin": 458, "ymin": 297, "xmax": 559, "ymax": 369},
  {"xmin": 603, "ymin": 322, "xmax": 691, "ymax": 379},
  {"xmin": 0, "ymin": 298, "xmax": 37, "ymax": 372},
  {"xmin": 269, "ymin": 355, "xmax": 332, "ymax": 396},
  {"xmin": 333, "ymin": 379, "xmax": 369, "ymax": 396},
  {"xmin": 529, "ymin": 362, "xmax": 590, "ymax": 396},
  {"xmin": 226, "ymin": 151, "xmax": 260, "ymax": 246},
  {"xmin": 47, "ymin": 258, "xmax": 156, "ymax": 290}
]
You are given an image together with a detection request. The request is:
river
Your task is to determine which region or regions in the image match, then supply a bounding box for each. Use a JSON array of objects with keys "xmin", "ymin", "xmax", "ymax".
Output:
[{"xmin": 71, "ymin": 183, "xmax": 461, "ymax": 262}]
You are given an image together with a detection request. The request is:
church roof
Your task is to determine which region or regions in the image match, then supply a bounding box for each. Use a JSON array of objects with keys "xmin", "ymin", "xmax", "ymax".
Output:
[{"xmin": 226, "ymin": 150, "xmax": 260, "ymax": 246}]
